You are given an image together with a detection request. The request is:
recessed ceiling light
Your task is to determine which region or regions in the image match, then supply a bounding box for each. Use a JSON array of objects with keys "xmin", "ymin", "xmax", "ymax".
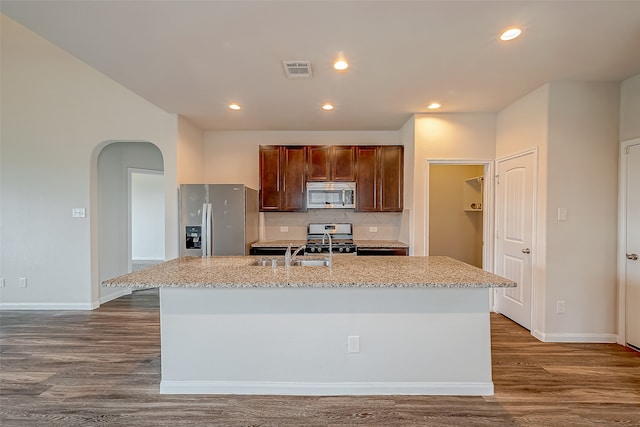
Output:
[
  {"xmin": 228, "ymin": 103, "xmax": 241, "ymax": 110},
  {"xmin": 500, "ymin": 28, "xmax": 522, "ymax": 41},
  {"xmin": 333, "ymin": 60, "xmax": 349, "ymax": 71},
  {"xmin": 427, "ymin": 102, "xmax": 441, "ymax": 110},
  {"xmin": 322, "ymin": 104, "xmax": 334, "ymax": 111}
]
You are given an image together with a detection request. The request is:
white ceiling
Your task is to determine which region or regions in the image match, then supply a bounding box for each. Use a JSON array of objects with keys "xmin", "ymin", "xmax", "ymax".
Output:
[{"xmin": 3, "ymin": 0, "xmax": 640, "ymax": 131}]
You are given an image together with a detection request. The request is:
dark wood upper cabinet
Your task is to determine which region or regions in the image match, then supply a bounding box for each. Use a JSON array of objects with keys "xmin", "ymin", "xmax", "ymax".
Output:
[
  {"xmin": 307, "ymin": 145, "xmax": 355, "ymax": 182},
  {"xmin": 379, "ymin": 145, "xmax": 404, "ymax": 212},
  {"xmin": 280, "ymin": 146, "xmax": 306, "ymax": 211},
  {"xmin": 260, "ymin": 144, "xmax": 402, "ymax": 212},
  {"xmin": 259, "ymin": 145, "xmax": 306, "ymax": 212},
  {"xmin": 355, "ymin": 146, "xmax": 379, "ymax": 212},
  {"xmin": 332, "ymin": 146, "xmax": 356, "ymax": 181},
  {"xmin": 307, "ymin": 146, "xmax": 331, "ymax": 181},
  {"xmin": 355, "ymin": 145, "xmax": 403, "ymax": 212},
  {"xmin": 259, "ymin": 146, "xmax": 281, "ymax": 211}
]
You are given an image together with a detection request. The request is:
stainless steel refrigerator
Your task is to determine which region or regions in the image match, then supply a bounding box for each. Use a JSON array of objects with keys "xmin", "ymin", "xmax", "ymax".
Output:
[{"xmin": 179, "ymin": 184, "xmax": 259, "ymax": 256}]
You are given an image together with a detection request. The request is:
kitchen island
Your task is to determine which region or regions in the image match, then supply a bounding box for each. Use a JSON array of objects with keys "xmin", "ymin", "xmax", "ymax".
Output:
[{"xmin": 104, "ymin": 255, "xmax": 515, "ymax": 396}]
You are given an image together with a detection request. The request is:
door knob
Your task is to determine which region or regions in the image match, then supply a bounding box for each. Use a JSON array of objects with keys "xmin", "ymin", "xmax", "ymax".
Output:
[
  {"xmin": 627, "ymin": 253, "xmax": 639, "ymax": 261},
  {"xmin": 522, "ymin": 248, "xmax": 531, "ymax": 254}
]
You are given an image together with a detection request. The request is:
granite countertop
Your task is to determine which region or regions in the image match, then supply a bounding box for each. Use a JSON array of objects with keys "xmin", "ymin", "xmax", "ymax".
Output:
[
  {"xmin": 251, "ymin": 240, "xmax": 409, "ymax": 248},
  {"xmin": 103, "ymin": 255, "xmax": 516, "ymax": 289}
]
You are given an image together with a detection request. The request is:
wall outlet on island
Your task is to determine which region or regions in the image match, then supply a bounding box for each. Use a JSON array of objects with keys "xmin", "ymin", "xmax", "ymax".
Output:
[
  {"xmin": 556, "ymin": 300, "xmax": 565, "ymax": 314},
  {"xmin": 280, "ymin": 226, "xmax": 288, "ymax": 232},
  {"xmin": 369, "ymin": 227, "xmax": 378, "ymax": 233}
]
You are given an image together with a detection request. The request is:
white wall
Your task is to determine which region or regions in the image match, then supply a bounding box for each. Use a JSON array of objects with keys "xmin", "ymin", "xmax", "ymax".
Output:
[
  {"xmin": 0, "ymin": 15, "xmax": 178, "ymax": 309},
  {"xmin": 177, "ymin": 116, "xmax": 205, "ymax": 184},
  {"xmin": 412, "ymin": 113, "xmax": 497, "ymax": 256},
  {"xmin": 621, "ymin": 73, "xmax": 640, "ymax": 141}
]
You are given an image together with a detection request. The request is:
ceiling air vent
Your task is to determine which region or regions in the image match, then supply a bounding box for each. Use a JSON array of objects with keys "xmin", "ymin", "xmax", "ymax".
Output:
[{"xmin": 283, "ymin": 61, "xmax": 312, "ymax": 79}]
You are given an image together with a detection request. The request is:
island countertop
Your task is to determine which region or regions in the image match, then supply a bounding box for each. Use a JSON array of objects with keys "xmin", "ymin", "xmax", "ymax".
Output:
[{"xmin": 103, "ymin": 255, "xmax": 515, "ymax": 289}]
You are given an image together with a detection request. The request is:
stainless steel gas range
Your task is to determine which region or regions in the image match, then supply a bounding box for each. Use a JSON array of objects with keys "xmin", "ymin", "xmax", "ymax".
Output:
[{"xmin": 304, "ymin": 223, "xmax": 357, "ymax": 254}]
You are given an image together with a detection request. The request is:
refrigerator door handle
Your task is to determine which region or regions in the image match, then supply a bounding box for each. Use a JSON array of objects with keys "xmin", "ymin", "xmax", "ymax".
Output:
[
  {"xmin": 206, "ymin": 203, "xmax": 213, "ymax": 256},
  {"xmin": 201, "ymin": 203, "xmax": 208, "ymax": 256}
]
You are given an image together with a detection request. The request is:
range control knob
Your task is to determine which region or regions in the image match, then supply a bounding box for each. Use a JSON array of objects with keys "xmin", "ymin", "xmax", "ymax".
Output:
[
  {"xmin": 339, "ymin": 247, "xmax": 344, "ymax": 253},
  {"xmin": 345, "ymin": 247, "xmax": 351, "ymax": 253}
]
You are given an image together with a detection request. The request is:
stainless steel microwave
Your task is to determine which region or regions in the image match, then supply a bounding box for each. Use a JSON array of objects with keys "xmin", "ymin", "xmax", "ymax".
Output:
[{"xmin": 306, "ymin": 182, "xmax": 356, "ymax": 209}]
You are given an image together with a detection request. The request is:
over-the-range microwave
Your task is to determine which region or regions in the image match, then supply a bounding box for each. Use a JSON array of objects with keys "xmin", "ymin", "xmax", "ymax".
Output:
[{"xmin": 306, "ymin": 182, "xmax": 356, "ymax": 209}]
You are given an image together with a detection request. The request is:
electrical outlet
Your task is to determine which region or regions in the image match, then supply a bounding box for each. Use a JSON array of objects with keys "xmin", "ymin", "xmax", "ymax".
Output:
[
  {"xmin": 0, "ymin": 278, "xmax": 5, "ymax": 288},
  {"xmin": 72, "ymin": 208, "xmax": 86, "ymax": 218},
  {"xmin": 348, "ymin": 336, "xmax": 360, "ymax": 353},
  {"xmin": 369, "ymin": 227, "xmax": 378, "ymax": 233},
  {"xmin": 280, "ymin": 226, "xmax": 289, "ymax": 232},
  {"xmin": 556, "ymin": 300, "xmax": 565, "ymax": 314},
  {"xmin": 19, "ymin": 278, "xmax": 27, "ymax": 288}
]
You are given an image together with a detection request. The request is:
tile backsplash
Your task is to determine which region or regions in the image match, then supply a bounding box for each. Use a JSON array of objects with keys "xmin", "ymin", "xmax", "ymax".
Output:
[{"xmin": 262, "ymin": 209, "xmax": 410, "ymax": 242}]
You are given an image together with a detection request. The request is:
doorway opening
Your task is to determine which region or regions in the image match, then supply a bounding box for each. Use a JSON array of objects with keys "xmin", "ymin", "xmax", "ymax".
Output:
[
  {"xmin": 96, "ymin": 141, "xmax": 164, "ymax": 305},
  {"xmin": 128, "ymin": 168, "xmax": 165, "ymax": 273},
  {"xmin": 426, "ymin": 160, "xmax": 494, "ymax": 272}
]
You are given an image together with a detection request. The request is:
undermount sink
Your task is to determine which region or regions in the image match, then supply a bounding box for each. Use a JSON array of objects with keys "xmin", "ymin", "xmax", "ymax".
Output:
[{"xmin": 251, "ymin": 257, "xmax": 330, "ymax": 267}]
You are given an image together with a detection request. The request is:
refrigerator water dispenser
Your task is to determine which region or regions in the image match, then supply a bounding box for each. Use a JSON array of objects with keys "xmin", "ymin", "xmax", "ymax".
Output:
[{"xmin": 185, "ymin": 226, "xmax": 202, "ymax": 250}]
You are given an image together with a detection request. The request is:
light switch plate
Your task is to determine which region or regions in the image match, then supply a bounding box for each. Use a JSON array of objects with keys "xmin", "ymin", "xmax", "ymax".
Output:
[
  {"xmin": 0, "ymin": 278, "xmax": 5, "ymax": 288},
  {"xmin": 557, "ymin": 208, "xmax": 567, "ymax": 221}
]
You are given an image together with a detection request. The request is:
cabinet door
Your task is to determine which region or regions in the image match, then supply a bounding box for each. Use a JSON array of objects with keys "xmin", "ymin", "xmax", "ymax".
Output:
[
  {"xmin": 355, "ymin": 146, "xmax": 379, "ymax": 211},
  {"xmin": 307, "ymin": 146, "xmax": 330, "ymax": 181},
  {"xmin": 332, "ymin": 146, "xmax": 356, "ymax": 181},
  {"xmin": 280, "ymin": 146, "xmax": 307, "ymax": 211},
  {"xmin": 379, "ymin": 145, "xmax": 404, "ymax": 212},
  {"xmin": 259, "ymin": 146, "xmax": 281, "ymax": 211}
]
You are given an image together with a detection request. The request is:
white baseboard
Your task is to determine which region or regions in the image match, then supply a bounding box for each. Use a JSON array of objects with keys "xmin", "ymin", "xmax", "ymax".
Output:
[
  {"xmin": 160, "ymin": 380, "xmax": 494, "ymax": 396},
  {"xmin": 0, "ymin": 301, "xmax": 98, "ymax": 310},
  {"xmin": 533, "ymin": 329, "xmax": 617, "ymax": 343},
  {"xmin": 99, "ymin": 288, "xmax": 132, "ymax": 305}
]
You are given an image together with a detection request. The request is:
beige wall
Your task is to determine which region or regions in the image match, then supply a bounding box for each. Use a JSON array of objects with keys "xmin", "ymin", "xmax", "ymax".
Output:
[
  {"xmin": 496, "ymin": 81, "xmax": 620, "ymax": 340},
  {"xmin": 0, "ymin": 15, "xmax": 179, "ymax": 308},
  {"xmin": 621, "ymin": 73, "xmax": 640, "ymax": 141},
  {"xmin": 545, "ymin": 81, "xmax": 620, "ymax": 336},
  {"xmin": 496, "ymin": 84, "xmax": 550, "ymax": 334},
  {"xmin": 412, "ymin": 113, "xmax": 497, "ymax": 256},
  {"xmin": 203, "ymin": 130, "xmax": 405, "ymax": 241},
  {"xmin": 177, "ymin": 116, "xmax": 205, "ymax": 184},
  {"xmin": 429, "ymin": 165, "xmax": 484, "ymax": 267}
]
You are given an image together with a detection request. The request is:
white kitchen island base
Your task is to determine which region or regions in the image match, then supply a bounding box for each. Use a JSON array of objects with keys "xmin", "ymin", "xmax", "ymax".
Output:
[{"xmin": 159, "ymin": 286, "xmax": 494, "ymax": 396}]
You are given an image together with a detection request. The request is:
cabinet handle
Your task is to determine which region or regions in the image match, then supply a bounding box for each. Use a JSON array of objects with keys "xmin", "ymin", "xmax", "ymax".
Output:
[
  {"xmin": 627, "ymin": 253, "xmax": 639, "ymax": 261},
  {"xmin": 522, "ymin": 248, "xmax": 530, "ymax": 254}
]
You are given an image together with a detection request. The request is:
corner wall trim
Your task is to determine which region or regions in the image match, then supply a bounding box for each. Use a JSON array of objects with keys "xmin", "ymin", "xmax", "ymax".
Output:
[
  {"xmin": 0, "ymin": 302, "xmax": 98, "ymax": 311},
  {"xmin": 160, "ymin": 380, "xmax": 494, "ymax": 396},
  {"xmin": 533, "ymin": 330, "xmax": 617, "ymax": 343}
]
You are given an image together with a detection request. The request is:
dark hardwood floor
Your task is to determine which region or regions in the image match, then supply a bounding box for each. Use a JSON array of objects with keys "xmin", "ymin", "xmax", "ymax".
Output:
[{"xmin": 1, "ymin": 289, "xmax": 638, "ymax": 426}]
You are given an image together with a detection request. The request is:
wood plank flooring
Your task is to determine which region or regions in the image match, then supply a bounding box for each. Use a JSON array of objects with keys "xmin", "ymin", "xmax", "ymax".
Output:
[{"xmin": 1, "ymin": 289, "xmax": 638, "ymax": 426}]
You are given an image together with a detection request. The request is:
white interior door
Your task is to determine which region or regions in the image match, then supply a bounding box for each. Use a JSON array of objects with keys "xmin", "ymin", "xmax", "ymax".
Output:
[
  {"xmin": 626, "ymin": 143, "xmax": 640, "ymax": 349},
  {"xmin": 495, "ymin": 151, "xmax": 535, "ymax": 330}
]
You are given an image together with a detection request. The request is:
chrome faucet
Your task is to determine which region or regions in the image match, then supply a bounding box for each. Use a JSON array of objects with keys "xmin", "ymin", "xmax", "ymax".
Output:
[
  {"xmin": 322, "ymin": 232, "xmax": 333, "ymax": 267},
  {"xmin": 285, "ymin": 244, "xmax": 306, "ymax": 267}
]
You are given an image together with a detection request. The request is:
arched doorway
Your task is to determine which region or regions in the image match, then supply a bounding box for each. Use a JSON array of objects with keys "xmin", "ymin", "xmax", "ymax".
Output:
[{"xmin": 96, "ymin": 141, "xmax": 164, "ymax": 304}]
